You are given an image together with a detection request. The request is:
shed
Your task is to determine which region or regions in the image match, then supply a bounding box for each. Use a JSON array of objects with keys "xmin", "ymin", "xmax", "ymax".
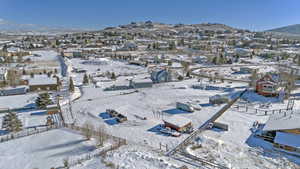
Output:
[
  {"xmin": 209, "ymin": 94, "xmax": 229, "ymax": 104},
  {"xmin": 46, "ymin": 104, "xmax": 60, "ymax": 115},
  {"xmin": 129, "ymin": 79, "xmax": 153, "ymax": 89},
  {"xmin": 163, "ymin": 116, "xmax": 192, "ymax": 132}
]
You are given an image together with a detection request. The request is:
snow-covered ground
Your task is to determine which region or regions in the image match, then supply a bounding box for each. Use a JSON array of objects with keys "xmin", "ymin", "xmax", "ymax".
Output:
[
  {"xmin": 1, "ymin": 53, "xmax": 300, "ymax": 169},
  {"xmin": 185, "ymin": 106, "xmax": 300, "ymax": 168},
  {"xmin": 72, "ymin": 143, "xmax": 184, "ymax": 169},
  {"xmin": 0, "ymin": 129, "xmax": 97, "ymax": 169},
  {"xmin": 0, "ymin": 93, "xmax": 37, "ymax": 109},
  {"xmin": 26, "ymin": 50, "xmax": 60, "ymax": 62},
  {"xmin": 71, "ymin": 78, "xmax": 242, "ymax": 150},
  {"xmin": 67, "ymin": 57, "xmax": 300, "ymax": 168}
]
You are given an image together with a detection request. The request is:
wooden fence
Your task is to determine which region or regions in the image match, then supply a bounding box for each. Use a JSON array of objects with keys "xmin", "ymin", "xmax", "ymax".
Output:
[
  {"xmin": 232, "ymin": 104, "xmax": 291, "ymax": 116},
  {"xmin": 66, "ymin": 142, "xmax": 123, "ymax": 168},
  {"xmin": 0, "ymin": 124, "xmax": 60, "ymax": 143},
  {"xmin": 61, "ymin": 123, "xmax": 127, "ymax": 168}
]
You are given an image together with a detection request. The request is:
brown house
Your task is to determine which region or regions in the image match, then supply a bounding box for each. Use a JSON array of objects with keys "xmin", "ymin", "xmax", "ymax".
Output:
[{"xmin": 28, "ymin": 75, "xmax": 58, "ymax": 92}]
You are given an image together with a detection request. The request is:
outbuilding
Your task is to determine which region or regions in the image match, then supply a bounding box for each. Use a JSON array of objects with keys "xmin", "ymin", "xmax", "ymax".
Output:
[
  {"xmin": 129, "ymin": 79, "xmax": 153, "ymax": 89},
  {"xmin": 163, "ymin": 115, "xmax": 193, "ymax": 133}
]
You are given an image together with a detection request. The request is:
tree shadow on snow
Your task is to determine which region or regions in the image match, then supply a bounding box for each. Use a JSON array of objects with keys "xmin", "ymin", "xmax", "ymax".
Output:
[
  {"xmin": 33, "ymin": 139, "xmax": 86, "ymax": 152},
  {"xmin": 147, "ymin": 124, "xmax": 170, "ymax": 136},
  {"xmin": 24, "ymin": 103, "xmax": 36, "ymax": 108},
  {"xmin": 200, "ymin": 103, "xmax": 212, "ymax": 107},
  {"xmin": 30, "ymin": 111, "xmax": 47, "ymax": 116},
  {"xmin": 104, "ymin": 119, "xmax": 118, "ymax": 125},
  {"xmin": 0, "ymin": 130, "xmax": 9, "ymax": 135},
  {"xmin": 209, "ymin": 127, "xmax": 226, "ymax": 133},
  {"xmin": 47, "ymin": 145, "xmax": 96, "ymax": 158},
  {"xmin": 99, "ymin": 112, "xmax": 111, "ymax": 119}
]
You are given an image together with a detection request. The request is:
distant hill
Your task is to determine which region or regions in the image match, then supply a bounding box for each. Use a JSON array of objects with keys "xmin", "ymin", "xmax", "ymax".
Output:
[
  {"xmin": 268, "ymin": 24, "xmax": 300, "ymax": 35},
  {"xmin": 0, "ymin": 18, "xmax": 91, "ymax": 35}
]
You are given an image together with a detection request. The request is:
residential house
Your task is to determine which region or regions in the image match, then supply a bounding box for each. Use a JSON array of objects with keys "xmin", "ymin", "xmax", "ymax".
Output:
[
  {"xmin": 27, "ymin": 75, "xmax": 58, "ymax": 92},
  {"xmin": 262, "ymin": 111, "xmax": 300, "ymax": 155},
  {"xmin": 256, "ymin": 74, "xmax": 280, "ymax": 97}
]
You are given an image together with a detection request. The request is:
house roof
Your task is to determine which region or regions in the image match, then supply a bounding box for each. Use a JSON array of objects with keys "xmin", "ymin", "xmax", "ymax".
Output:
[
  {"xmin": 257, "ymin": 74, "xmax": 277, "ymax": 83},
  {"xmin": 163, "ymin": 115, "xmax": 192, "ymax": 128},
  {"xmin": 28, "ymin": 75, "xmax": 57, "ymax": 86},
  {"xmin": 263, "ymin": 111, "xmax": 300, "ymax": 131},
  {"xmin": 274, "ymin": 132, "xmax": 300, "ymax": 148}
]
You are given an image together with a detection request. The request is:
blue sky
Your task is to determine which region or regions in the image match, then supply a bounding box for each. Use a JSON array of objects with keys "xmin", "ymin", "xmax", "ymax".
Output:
[{"xmin": 0, "ymin": 0, "xmax": 299, "ymax": 31}]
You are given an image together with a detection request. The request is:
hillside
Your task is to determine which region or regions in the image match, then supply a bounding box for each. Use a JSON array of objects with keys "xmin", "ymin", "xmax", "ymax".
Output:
[
  {"xmin": 0, "ymin": 18, "xmax": 90, "ymax": 35},
  {"xmin": 268, "ymin": 24, "xmax": 300, "ymax": 35}
]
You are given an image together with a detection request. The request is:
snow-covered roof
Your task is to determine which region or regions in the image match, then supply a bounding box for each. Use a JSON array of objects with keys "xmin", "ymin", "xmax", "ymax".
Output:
[
  {"xmin": 274, "ymin": 132, "xmax": 300, "ymax": 148},
  {"xmin": 163, "ymin": 115, "xmax": 192, "ymax": 128},
  {"xmin": 132, "ymin": 78, "xmax": 152, "ymax": 83},
  {"xmin": 28, "ymin": 75, "xmax": 57, "ymax": 86},
  {"xmin": 263, "ymin": 111, "xmax": 300, "ymax": 131}
]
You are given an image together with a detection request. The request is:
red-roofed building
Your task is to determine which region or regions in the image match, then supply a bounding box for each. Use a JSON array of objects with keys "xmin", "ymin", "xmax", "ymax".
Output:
[{"xmin": 256, "ymin": 74, "xmax": 279, "ymax": 97}]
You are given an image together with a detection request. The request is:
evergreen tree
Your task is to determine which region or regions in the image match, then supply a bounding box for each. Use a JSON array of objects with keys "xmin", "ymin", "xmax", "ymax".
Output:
[
  {"xmin": 69, "ymin": 77, "xmax": 75, "ymax": 92},
  {"xmin": 111, "ymin": 72, "xmax": 116, "ymax": 80},
  {"xmin": 83, "ymin": 73, "xmax": 89, "ymax": 85},
  {"xmin": 212, "ymin": 56, "xmax": 218, "ymax": 65},
  {"xmin": 168, "ymin": 41, "xmax": 176, "ymax": 50},
  {"xmin": 36, "ymin": 93, "xmax": 52, "ymax": 109},
  {"xmin": 2, "ymin": 111, "xmax": 23, "ymax": 132}
]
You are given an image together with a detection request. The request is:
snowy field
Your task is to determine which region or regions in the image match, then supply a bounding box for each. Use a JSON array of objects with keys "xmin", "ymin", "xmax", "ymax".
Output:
[
  {"xmin": 1, "ymin": 53, "xmax": 299, "ymax": 169},
  {"xmin": 0, "ymin": 129, "xmax": 97, "ymax": 169},
  {"xmin": 0, "ymin": 93, "xmax": 37, "ymax": 109},
  {"xmin": 72, "ymin": 144, "xmax": 185, "ymax": 169},
  {"xmin": 187, "ymin": 108, "xmax": 300, "ymax": 169},
  {"xmin": 70, "ymin": 58, "xmax": 147, "ymax": 85},
  {"xmin": 71, "ymin": 78, "xmax": 244, "ymax": 150},
  {"xmin": 23, "ymin": 50, "xmax": 62, "ymax": 76},
  {"xmin": 26, "ymin": 50, "xmax": 60, "ymax": 62},
  {"xmin": 0, "ymin": 109, "xmax": 48, "ymax": 131}
]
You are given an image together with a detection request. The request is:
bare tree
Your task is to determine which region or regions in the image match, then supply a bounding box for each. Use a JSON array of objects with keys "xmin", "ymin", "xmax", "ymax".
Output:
[
  {"xmin": 96, "ymin": 126, "xmax": 107, "ymax": 147},
  {"xmin": 181, "ymin": 61, "xmax": 190, "ymax": 77},
  {"xmin": 250, "ymin": 69, "xmax": 258, "ymax": 88},
  {"xmin": 82, "ymin": 122, "xmax": 94, "ymax": 140}
]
